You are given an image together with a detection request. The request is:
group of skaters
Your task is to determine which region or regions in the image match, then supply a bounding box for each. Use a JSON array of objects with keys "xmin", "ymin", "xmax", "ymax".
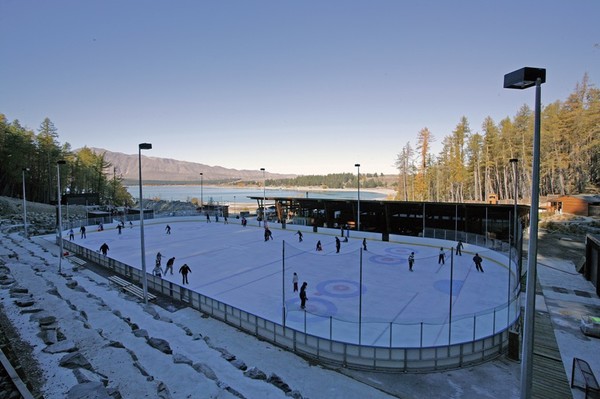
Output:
[
  {"xmin": 409, "ymin": 240, "xmax": 484, "ymax": 272},
  {"xmin": 293, "ymin": 230, "xmax": 368, "ymax": 253},
  {"xmin": 152, "ymin": 252, "xmax": 192, "ymax": 284},
  {"xmin": 68, "ymin": 221, "xmax": 136, "ymax": 241}
]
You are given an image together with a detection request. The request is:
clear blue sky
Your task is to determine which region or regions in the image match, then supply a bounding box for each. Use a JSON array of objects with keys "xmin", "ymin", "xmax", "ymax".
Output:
[{"xmin": 1, "ymin": 1, "xmax": 598, "ymax": 175}]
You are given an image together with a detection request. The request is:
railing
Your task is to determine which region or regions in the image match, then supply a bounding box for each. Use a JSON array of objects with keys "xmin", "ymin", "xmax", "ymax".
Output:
[{"xmin": 62, "ymin": 233, "xmax": 520, "ymax": 372}]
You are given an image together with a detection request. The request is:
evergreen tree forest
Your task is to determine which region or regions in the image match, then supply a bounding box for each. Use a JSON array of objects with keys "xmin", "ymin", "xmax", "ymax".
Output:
[
  {"xmin": 266, "ymin": 173, "xmax": 385, "ymax": 190},
  {"xmin": 0, "ymin": 114, "xmax": 133, "ymax": 206},
  {"xmin": 395, "ymin": 75, "xmax": 600, "ymax": 203}
]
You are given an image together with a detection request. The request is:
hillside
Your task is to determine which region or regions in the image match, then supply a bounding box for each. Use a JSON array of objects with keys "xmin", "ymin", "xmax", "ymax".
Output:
[{"xmin": 86, "ymin": 147, "xmax": 297, "ymax": 184}]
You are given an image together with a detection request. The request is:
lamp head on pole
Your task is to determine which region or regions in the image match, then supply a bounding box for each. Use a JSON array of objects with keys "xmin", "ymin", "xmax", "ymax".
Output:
[
  {"xmin": 355, "ymin": 163, "xmax": 360, "ymax": 168},
  {"xmin": 139, "ymin": 143, "xmax": 152, "ymax": 150},
  {"xmin": 509, "ymin": 158, "xmax": 518, "ymax": 164},
  {"xmin": 57, "ymin": 160, "xmax": 66, "ymax": 165},
  {"xmin": 503, "ymin": 67, "xmax": 546, "ymax": 90}
]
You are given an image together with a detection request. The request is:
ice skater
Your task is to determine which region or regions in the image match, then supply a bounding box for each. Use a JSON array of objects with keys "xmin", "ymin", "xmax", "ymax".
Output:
[
  {"xmin": 293, "ymin": 272, "xmax": 299, "ymax": 292},
  {"xmin": 68, "ymin": 228, "xmax": 75, "ymax": 241},
  {"xmin": 362, "ymin": 238, "xmax": 367, "ymax": 251},
  {"xmin": 316, "ymin": 240, "xmax": 322, "ymax": 251},
  {"xmin": 179, "ymin": 263, "xmax": 192, "ymax": 284},
  {"xmin": 241, "ymin": 217, "xmax": 247, "ymax": 227},
  {"xmin": 165, "ymin": 257, "xmax": 175, "ymax": 275},
  {"xmin": 99, "ymin": 242, "xmax": 109, "ymax": 256},
  {"xmin": 117, "ymin": 224, "xmax": 123, "ymax": 235},
  {"xmin": 165, "ymin": 225, "xmax": 171, "ymax": 234},
  {"xmin": 152, "ymin": 263, "xmax": 163, "ymax": 278},
  {"xmin": 264, "ymin": 227, "xmax": 273, "ymax": 241},
  {"xmin": 473, "ymin": 253, "xmax": 484, "ymax": 272},
  {"xmin": 456, "ymin": 240, "xmax": 463, "ymax": 256},
  {"xmin": 156, "ymin": 252, "xmax": 162, "ymax": 268},
  {"xmin": 206, "ymin": 214, "xmax": 211, "ymax": 223},
  {"xmin": 295, "ymin": 230, "xmax": 303, "ymax": 242},
  {"xmin": 438, "ymin": 247, "xmax": 445, "ymax": 265},
  {"xmin": 335, "ymin": 237, "xmax": 341, "ymax": 253},
  {"xmin": 300, "ymin": 282, "xmax": 308, "ymax": 309},
  {"xmin": 408, "ymin": 252, "xmax": 415, "ymax": 271},
  {"xmin": 80, "ymin": 225, "xmax": 86, "ymax": 239}
]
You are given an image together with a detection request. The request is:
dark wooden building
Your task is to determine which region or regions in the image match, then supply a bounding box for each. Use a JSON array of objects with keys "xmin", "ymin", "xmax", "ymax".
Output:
[{"xmin": 250, "ymin": 196, "xmax": 529, "ymax": 243}]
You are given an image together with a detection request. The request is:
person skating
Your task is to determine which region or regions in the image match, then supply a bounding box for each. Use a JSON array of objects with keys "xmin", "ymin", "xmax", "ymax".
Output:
[
  {"xmin": 473, "ymin": 253, "xmax": 484, "ymax": 272},
  {"xmin": 438, "ymin": 247, "xmax": 445, "ymax": 265},
  {"xmin": 206, "ymin": 214, "xmax": 211, "ymax": 223},
  {"xmin": 408, "ymin": 252, "xmax": 415, "ymax": 271},
  {"xmin": 316, "ymin": 240, "xmax": 322, "ymax": 251},
  {"xmin": 165, "ymin": 225, "xmax": 171, "ymax": 234},
  {"xmin": 264, "ymin": 228, "xmax": 273, "ymax": 241},
  {"xmin": 300, "ymin": 282, "xmax": 308, "ymax": 309},
  {"xmin": 295, "ymin": 230, "xmax": 303, "ymax": 242},
  {"xmin": 152, "ymin": 264, "xmax": 163, "ymax": 278},
  {"xmin": 117, "ymin": 224, "xmax": 123, "ymax": 235},
  {"xmin": 362, "ymin": 238, "xmax": 367, "ymax": 251},
  {"xmin": 335, "ymin": 237, "xmax": 341, "ymax": 253},
  {"xmin": 456, "ymin": 240, "xmax": 463, "ymax": 256},
  {"xmin": 68, "ymin": 228, "xmax": 75, "ymax": 241},
  {"xmin": 79, "ymin": 225, "xmax": 86, "ymax": 239},
  {"xmin": 165, "ymin": 257, "xmax": 175, "ymax": 275},
  {"xmin": 293, "ymin": 272, "xmax": 299, "ymax": 292},
  {"xmin": 179, "ymin": 263, "xmax": 192, "ymax": 284},
  {"xmin": 156, "ymin": 252, "xmax": 162, "ymax": 267},
  {"xmin": 99, "ymin": 242, "xmax": 109, "ymax": 256}
]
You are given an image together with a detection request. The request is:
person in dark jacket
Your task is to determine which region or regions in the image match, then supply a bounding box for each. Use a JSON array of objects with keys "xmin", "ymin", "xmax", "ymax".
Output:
[
  {"xmin": 299, "ymin": 282, "xmax": 308, "ymax": 309},
  {"xmin": 473, "ymin": 253, "xmax": 484, "ymax": 272},
  {"xmin": 99, "ymin": 243, "xmax": 109, "ymax": 256},
  {"xmin": 179, "ymin": 264, "xmax": 192, "ymax": 284},
  {"xmin": 165, "ymin": 257, "xmax": 175, "ymax": 275}
]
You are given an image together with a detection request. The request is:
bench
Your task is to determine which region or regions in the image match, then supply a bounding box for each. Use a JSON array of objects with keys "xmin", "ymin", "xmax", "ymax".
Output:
[
  {"xmin": 68, "ymin": 256, "xmax": 87, "ymax": 267},
  {"xmin": 123, "ymin": 284, "xmax": 156, "ymax": 301},
  {"xmin": 571, "ymin": 357, "xmax": 600, "ymax": 399},
  {"xmin": 107, "ymin": 275, "xmax": 156, "ymax": 301},
  {"xmin": 107, "ymin": 275, "xmax": 132, "ymax": 288}
]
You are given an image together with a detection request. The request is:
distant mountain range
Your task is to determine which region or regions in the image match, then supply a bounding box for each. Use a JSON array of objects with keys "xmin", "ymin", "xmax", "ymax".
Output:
[{"xmin": 85, "ymin": 148, "xmax": 296, "ymax": 184}]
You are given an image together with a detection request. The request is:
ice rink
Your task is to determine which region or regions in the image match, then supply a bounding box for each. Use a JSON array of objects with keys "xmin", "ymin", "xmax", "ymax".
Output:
[{"xmin": 63, "ymin": 216, "xmax": 518, "ymax": 347}]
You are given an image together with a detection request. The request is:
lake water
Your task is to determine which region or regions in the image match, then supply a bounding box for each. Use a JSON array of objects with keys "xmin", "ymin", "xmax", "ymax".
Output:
[{"xmin": 126, "ymin": 185, "xmax": 389, "ymax": 204}]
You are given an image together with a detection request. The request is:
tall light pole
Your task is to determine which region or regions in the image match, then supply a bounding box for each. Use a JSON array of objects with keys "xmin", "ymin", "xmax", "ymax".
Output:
[
  {"xmin": 355, "ymin": 163, "xmax": 361, "ymax": 231},
  {"xmin": 260, "ymin": 168, "xmax": 266, "ymax": 226},
  {"xmin": 56, "ymin": 160, "xmax": 66, "ymax": 273},
  {"xmin": 510, "ymin": 158, "xmax": 519, "ymax": 276},
  {"xmin": 504, "ymin": 67, "xmax": 546, "ymax": 399},
  {"xmin": 138, "ymin": 143, "xmax": 152, "ymax": 304},
  {"xmin": 199, "ymin": 172, "xmax": 203, "ymax": 215},
  {"xmin": 22, "ymin": 167, "xmax": 29, "ymax": 238}
]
